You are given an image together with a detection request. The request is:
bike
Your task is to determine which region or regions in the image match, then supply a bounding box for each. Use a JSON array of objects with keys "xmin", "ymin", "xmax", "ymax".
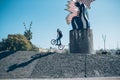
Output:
[{"xmin": 51, "ymin": 39, "xmax": 65, "ymax": 50}]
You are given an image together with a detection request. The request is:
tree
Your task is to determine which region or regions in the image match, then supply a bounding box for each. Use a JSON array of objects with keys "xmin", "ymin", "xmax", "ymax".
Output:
[
  {"xmin": 0, "ymin": 22, "xmax": 39, "ymax": 51},
  {"xmin": 23, "ymin": 22, "xmax": 32, "ymax": 40},
  {"xmin": 102, "ymin": 35, "xmax": 106, "ymax": 51}
]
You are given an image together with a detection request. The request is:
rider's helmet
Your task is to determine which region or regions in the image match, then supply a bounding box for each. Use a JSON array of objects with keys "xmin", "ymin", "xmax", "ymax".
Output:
[{"xmin": 57, "ymin": 28, "xmax": 59, "ymax": 32}]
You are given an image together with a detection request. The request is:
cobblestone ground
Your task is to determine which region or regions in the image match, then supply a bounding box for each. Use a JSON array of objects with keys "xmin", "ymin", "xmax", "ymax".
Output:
[
  {"xmin": 0, "ymin": 51, "xmax": 40, "ymax": 79},
  {"xmin": 0, "ymin": 51, "xmax": 120, "ymax": 79},
  {"xmin": 31, "ymin": 54, "xmax": 120, "ymax": 78},
  {"xmin": 1, "ymin": 77, "xmax": 120, "ymax": 80}
]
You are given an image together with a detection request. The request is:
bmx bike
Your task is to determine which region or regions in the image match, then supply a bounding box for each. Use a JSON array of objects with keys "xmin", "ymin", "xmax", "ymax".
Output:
[{"xmin": 51, "ymin": 39, "xmax": 65, "ymax": 50}]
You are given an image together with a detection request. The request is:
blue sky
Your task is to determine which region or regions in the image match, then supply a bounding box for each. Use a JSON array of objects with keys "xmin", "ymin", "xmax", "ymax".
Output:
[{"xmin": 0, "ymin": 0, "xmax": 120, "ymax": 50}]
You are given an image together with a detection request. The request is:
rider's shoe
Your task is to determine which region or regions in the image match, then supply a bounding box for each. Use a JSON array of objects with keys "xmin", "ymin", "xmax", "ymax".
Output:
[
  {"xmin": 56, "ymin": 44, "xmax": 58, "ymax": 45},
  {"xmin": 58, "ymin": 43, "xmax": 61, "ymax": 46}
]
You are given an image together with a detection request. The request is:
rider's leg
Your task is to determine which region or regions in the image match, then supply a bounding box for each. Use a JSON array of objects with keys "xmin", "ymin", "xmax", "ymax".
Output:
[
  {"xmin": 58, "ymin": 39, "xmax": 61, "ymax": 45},
  {"xmin": 57, "ymin": 37, "xmax": 61, "ymax": 45},
  {"xmin": 59, "ymin": 39, "xmax": 61, "ymax": 45},
  {"xmin": 58, "ymin": 37, "xmax": 62, "ymax": 45}
]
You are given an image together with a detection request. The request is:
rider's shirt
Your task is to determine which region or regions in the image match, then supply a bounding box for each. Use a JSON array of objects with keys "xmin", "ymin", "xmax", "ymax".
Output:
[{"xmin": 58, "ymin": 30, "xmax": 63, "ymax": 37}]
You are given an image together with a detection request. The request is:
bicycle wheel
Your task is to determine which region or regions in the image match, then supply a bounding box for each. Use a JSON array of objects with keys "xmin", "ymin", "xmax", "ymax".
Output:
[
  {"xmin": 51, "ymin": 39, "xmax": 56, "ymax": 45},
  {"xmin": 58, "ymin": 45, "xmax": 64, "ymax": 50}
]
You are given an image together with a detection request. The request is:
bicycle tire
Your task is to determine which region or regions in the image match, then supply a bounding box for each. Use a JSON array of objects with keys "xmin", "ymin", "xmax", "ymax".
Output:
[
  {"xmin": 58, "ymin": 45, "xmax": 64, "ymax": 50},
  {"xmin": 51, "ymin": 39, "xmax": 56, "ymax": 45}
]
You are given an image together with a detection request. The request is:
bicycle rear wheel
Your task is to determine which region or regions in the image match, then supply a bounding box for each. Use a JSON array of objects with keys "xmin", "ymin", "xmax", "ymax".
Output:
[{"xmin": 51, "ymin": 39, "xmax": 56, "ymax": 45}]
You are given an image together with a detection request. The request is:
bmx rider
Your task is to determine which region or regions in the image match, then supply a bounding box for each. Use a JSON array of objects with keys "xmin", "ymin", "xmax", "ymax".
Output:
[{"xmin": 56, "ymin": 28, "xmax": 63, "ymax": 45}]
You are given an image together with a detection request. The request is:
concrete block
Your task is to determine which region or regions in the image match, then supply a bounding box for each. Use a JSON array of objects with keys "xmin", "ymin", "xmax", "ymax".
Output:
[{"xmin": 69, "ymin": 29, "xmax": 93, "ymax": 54}]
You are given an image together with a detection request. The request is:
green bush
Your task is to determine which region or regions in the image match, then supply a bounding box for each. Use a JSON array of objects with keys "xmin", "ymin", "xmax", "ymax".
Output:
[
  {"xmin": 116, "ymin": 49, "xmax": 120, "ymax": 55},
  {"xmin": 31, "ymin": 43, "xmax": 39, "ymax": 51},
  {"xmin": 0, "ymin": 34, "xmax": 34, "ymax": 51},
  {"xmin": 96, "ymin": 49, "xmax": 111, "ymax": 55}
]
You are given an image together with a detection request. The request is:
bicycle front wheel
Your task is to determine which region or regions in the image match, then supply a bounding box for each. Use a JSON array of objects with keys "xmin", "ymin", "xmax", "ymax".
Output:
[
  {"xmin": 58, "ymin": 45, "xmax": 64, "ymax": 50},
  {"xmin": 51, "ymin": 39, "xmax": 56, "ymax": 45}
]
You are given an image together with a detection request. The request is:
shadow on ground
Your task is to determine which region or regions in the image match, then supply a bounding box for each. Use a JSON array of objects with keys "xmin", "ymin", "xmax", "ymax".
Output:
[
  {"xmin": 7, "ymin": 52, "xmax": 54, "ymax": 72},
  {"xmin": 0, "ymin": 51, "xmax": 16, "ymax": 60}
]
